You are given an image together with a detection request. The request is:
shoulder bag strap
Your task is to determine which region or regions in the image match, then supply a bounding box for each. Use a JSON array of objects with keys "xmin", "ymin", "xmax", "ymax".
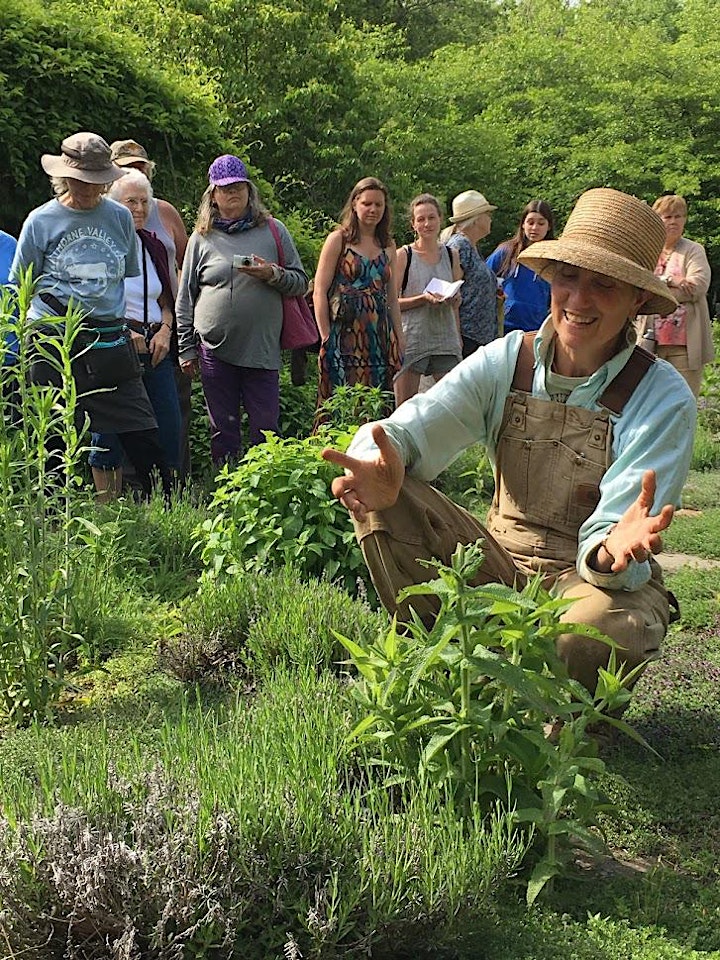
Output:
[
  {"xmin": 400, "ymin": 244, "xmax": 413, "ymax": 294},
  {"xmin": 267, "ymin": 216, "xmax": 285, "ymax": 267}
]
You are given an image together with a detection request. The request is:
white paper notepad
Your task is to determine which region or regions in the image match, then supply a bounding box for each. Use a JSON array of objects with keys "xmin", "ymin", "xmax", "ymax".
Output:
[{"xmin": 423, "ymin": 277, "xmax": 464, "ymax": 300}]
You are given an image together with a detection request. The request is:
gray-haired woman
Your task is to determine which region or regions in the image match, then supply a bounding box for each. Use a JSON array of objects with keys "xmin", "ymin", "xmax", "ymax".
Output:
[{"xmin": 441, "ymin": 189, "xmax": 499, "ymax": 357}]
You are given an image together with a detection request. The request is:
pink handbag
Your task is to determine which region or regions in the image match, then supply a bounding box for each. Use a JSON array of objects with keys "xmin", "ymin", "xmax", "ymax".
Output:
[{"xmin": 267, "ymin": 218, "xmax": 319, "ymax": 350}]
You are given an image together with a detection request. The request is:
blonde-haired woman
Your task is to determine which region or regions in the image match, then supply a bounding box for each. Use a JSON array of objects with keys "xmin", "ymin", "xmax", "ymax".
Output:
[
  {"xmin": 441, "ymin": 189, "xmax": 498, "ymax": 357},
  {"xmin": 637, "ymin": 194, "xmax": 713, "ymax": 397},
  {"xmin": 176, "ymin": 155, "xmax": 308, "ymax": 464}
]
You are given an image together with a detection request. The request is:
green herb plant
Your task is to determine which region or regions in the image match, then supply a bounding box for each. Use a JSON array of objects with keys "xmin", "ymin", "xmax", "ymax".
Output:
[
  {"xmin": 337, "ymin": 541, "xmax": 647, "ymax": 904},
  {"xmin": 196, "ymin": 430, "xmax": 372, "ymax": 596},
  {"xmin": 315, "ymin": 383, "xmax": 393, "ymax": 429}
]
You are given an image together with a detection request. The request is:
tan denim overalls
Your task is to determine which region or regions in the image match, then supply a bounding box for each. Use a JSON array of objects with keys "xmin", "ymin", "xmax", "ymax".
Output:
[{"xmin": 353, "ymin": 338, "xmax": 670, "ymax": 693}]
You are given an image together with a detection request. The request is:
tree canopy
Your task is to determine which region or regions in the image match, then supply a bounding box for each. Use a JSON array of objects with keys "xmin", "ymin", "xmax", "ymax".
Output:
[{"xmin": 2, "ymin": 0, "xmax": 720, "ymax": 277}]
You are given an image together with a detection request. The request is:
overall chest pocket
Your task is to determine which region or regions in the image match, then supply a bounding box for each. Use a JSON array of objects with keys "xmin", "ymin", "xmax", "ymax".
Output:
[{"xmin": 496, "ymin": 398, "xmax": 610, "ymax": 528}]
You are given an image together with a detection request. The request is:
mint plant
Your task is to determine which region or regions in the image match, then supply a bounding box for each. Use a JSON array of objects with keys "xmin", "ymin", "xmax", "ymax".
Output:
[
  {"xmin": 196, "ymin": 430, "xmax": 373, "ymax": 597},
  {"xmin": 337, "ymin": 541, "xmax": 647, "ymax": 903}
]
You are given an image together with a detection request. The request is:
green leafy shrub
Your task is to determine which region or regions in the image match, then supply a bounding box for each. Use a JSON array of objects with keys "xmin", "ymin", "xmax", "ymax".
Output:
[
  {"xmin": 316, "ymin": 383, "xmax": 393, "ymax": 429},
  {"xmin": 0, "ymin": 0, "xmax": 229, "ymax": 235},
  {"xmin": 195, "ymin": 430, "xmax": 371, "ymax": 596},
  {"xmin": 338, "ymin": 541, "xmax": 646, "ymax": 903},
  {"xmin": 433, "ymin": 442, "xmax": 495, "ymax": 510},
  {"xmin": 279, "ymin": 363, "xmax": 318, "ymax": 439}
]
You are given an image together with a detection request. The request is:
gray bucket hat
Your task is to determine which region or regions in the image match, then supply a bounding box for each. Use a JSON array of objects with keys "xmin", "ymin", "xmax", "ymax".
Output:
[{"xmin": 41, "ymin": 132, "xmax": 124, "ymax": 184}]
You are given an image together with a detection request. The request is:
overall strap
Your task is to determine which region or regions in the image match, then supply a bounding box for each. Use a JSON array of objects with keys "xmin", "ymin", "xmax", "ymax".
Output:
[
  {"xmin": 599, "ymin": 345, "xmax": 656, "ymax": 415},
  {"xmin": 510, "ymin": 332, "xmax": 656, "ymax": 415},
  {"xmin": 511, "ymin": 332, "xmax": 537, "ymax": 392}
]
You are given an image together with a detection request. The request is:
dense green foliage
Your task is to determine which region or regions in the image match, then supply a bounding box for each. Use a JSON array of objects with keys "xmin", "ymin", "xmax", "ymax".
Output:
[
  {"xmin": 196, "ymin": 430, "xmax": 371, "ymax": 595},
  {"xmin": 0, "ymin": 0, "xmax": 228, "ymax": 234},
  {"xmin": 3, "ymin": 0, "xmax": 720, "ymax": 284}
]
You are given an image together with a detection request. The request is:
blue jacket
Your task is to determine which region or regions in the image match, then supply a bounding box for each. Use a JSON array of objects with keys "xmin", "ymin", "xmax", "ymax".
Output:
[
  {"xmin": 486, "ymin": 244, "xmax": 550, "ymax": 333},
  {"xmin": 1, "ymin": 230, "xmax": 18, "ymax": 364}
]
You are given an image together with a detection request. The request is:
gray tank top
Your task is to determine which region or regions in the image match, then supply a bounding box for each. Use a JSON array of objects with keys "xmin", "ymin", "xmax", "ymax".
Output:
[{"xmin": 401, "ymin": 244, "xmax": 461, "ymax": 368}]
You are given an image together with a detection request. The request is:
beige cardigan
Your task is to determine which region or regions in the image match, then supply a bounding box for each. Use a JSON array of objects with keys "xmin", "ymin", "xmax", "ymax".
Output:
[{"xmin": 638, "ymin": 236, "xmax": 714, "ymax": 370}]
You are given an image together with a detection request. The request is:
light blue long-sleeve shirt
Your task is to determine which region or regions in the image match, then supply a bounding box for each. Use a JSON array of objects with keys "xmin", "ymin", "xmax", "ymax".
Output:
[{"xmin": 349, "ymin": 320, "xmax": 697, "ymax": 592}]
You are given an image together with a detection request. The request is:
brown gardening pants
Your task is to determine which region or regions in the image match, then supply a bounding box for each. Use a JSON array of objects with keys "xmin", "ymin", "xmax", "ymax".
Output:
[{"xmin": 353, "ymin": 477, "xmax": 670, "ymax": 694}]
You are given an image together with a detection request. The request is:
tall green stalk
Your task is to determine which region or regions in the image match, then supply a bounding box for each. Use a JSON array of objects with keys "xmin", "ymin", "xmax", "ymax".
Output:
[{"xmin": 0, "ymin": 269, "xmax": 92, "ymax": 724}]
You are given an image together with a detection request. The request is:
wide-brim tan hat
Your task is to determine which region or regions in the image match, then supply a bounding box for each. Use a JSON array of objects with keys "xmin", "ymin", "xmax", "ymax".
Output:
[
  {"xmin": 518, "ymin": 187, "xmax": 677, "ymax": 316},
  {"xmin": 449, "ymin": 189, "xmax": 497, "ymax": 224},
  {"xmin": 41, "ymin": 132, "xmax": 124, "ymax": 184}
]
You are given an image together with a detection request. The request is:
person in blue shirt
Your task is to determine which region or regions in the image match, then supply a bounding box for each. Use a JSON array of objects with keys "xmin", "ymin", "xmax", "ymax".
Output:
[
  {"xmin": 322, "ymin": 188, "xmax": 696, "ymax": 695},
  {"xmin": 487, "ymin": 200, "xmax": 555, "ymax": 334},
  {"xmin": 1, "ymin": 230, "xmax": 18, "ymax": 365}
]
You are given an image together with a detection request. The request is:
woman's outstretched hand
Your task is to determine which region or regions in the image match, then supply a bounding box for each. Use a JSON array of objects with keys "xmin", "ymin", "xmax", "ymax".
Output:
[
  {"xmin": 595, "ymin": 469, "xmax": 675, "ymax": 573},
  {"xmin": 321, "ymin": 423, "xmax": 405, "ymax": 522}
]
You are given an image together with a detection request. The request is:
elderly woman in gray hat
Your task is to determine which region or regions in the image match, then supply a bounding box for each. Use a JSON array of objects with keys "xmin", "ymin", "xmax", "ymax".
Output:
[
  {"xmin": 323, "ymin": 188, "xmax": 697, "ymax": 697},
  {"xmin": 9, "ymin": 131, "xmax": 171, "ymax": 499},
  {"xmin": 441, "ymin": 189, "xmax": 499, "ymax": 357}
]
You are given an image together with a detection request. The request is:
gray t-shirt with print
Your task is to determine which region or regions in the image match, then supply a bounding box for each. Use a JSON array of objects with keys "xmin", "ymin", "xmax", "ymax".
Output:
[{"xmin": 11, "ymin": 197, "xmax": 139, "ymax": 321}]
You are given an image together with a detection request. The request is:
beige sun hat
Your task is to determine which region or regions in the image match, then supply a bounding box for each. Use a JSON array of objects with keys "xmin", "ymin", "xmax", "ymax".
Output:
[
  {"xmin": 41, "ymin": 132, "xmax": 124, "ymax": 184},
  {"xmin": 449, "ymin": 189, "xmax": 497, "ymax": 224},
  {"xmin": 518, "ymin": 188, "xmax": 677, "ymax": 316}
]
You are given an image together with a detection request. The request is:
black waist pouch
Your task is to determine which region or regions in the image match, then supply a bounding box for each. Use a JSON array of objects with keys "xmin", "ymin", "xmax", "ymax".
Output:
[
  {"xmin": 72, "ymin": 327, "xmax": 142, "ymax": 392},
  {"xmin": 34, "ymin": 293, "xmax": 142, "ymax": 391}
]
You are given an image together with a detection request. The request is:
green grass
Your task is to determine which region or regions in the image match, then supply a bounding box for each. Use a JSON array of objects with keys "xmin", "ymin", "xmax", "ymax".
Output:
[{"xmin": 2, "ymin": 439, "xmax": 720, "ymax": 957}]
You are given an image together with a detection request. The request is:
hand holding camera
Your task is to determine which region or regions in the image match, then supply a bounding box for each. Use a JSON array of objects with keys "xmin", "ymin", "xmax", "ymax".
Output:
[
  {"xmin": 232, "ymin": 253, "xmax": 275, "ymax": 283},
  {"xmin": 233, "ymin": 254, "xmax": 257, "ymax": 269}
]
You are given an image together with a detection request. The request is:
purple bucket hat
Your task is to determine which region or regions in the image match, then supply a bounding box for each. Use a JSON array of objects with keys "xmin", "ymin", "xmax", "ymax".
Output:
[{"xmin": 208, "ymin": 155, "xmax": 250, "ymax": 187}]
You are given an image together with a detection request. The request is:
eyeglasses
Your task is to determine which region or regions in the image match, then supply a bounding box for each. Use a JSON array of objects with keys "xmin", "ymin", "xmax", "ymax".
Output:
[{"xmin": 214, "ymin": 182, "xmax": 248, "ymax": 193}]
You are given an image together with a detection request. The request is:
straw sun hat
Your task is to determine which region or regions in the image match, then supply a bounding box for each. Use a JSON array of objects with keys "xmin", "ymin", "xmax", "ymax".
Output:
[
  {"xmin": 448, "ymin": 189, "xmax": 497, "ymax": 224},
  {"xmin": 41, "ymin": 132, "xmax": 124, "ymax": 184},
  {"xmin": 518, "ymin": 188, "xmax": 677, "ymax": 316}
]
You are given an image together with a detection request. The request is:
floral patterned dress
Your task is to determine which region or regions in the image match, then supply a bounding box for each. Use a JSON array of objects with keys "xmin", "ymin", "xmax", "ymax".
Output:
[{"xmin": 318, "ymin": 247, "xmax": 401, "ymax": 405}]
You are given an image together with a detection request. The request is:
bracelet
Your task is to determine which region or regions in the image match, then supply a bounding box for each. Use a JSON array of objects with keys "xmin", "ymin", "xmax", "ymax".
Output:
[{"xmin": 599, "ymin": 523, "xmax": 618, "ymax": 559}]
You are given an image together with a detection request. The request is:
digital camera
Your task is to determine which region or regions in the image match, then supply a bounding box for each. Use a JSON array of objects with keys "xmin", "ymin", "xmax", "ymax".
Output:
[{"xmin": 233, "ymin": 254, "xmax": 256, "ymax": 268}]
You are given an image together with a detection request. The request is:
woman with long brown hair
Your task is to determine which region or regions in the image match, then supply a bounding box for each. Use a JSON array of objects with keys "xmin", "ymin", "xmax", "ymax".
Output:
[
  {"xmin": 313, "ymin": 177, "xmax": 404, "ymax": 410},
  {"xmin": 487, "ymin": 199, "xmax": 555, "ymax": 333}
]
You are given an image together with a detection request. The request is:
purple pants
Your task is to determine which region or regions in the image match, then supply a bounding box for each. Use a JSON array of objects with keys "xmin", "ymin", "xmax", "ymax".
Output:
[{"xmin": 198, "ymin": 343, "xmax": 279, "ymax": 464}]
